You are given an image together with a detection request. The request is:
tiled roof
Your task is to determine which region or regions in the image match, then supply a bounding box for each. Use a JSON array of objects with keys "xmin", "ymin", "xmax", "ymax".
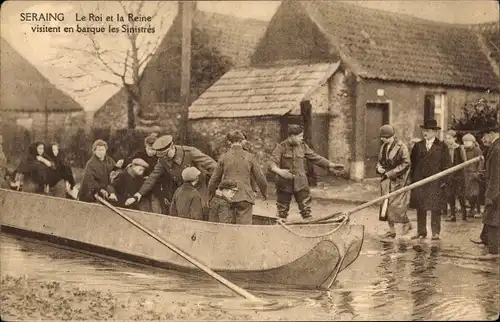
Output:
[
  {"xmin": 188, "ymin": 62, "xmax": 339, "ymax": 119},
  {"xmin": 195, "ymin": 10, "xmax": 268, "ymax": 67},
  {"xmin": 466, "ymin": 22, "xmax": 500, "ymax": 68},
  {"xmin": 1, "ymin": 38, "xmax": 83, "ymax": 113},
  {"xmin": 297, "ymin": 1, "xmax": 498, "ymax": 90}
]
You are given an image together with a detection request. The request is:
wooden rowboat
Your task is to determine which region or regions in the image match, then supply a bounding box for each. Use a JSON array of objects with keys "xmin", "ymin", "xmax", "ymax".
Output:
[{"xmin": 0, "ymin": 188, "xmax": 364, "ymax": 289}]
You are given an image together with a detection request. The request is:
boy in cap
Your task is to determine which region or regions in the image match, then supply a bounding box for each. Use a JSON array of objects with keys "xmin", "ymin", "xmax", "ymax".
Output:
[
  {"xmin": 107, "ymin": 158, "xmax": 149, "ymax": 210},
  {"xmin": 126, "ymin": 132, "xmax": 166, "ymax": 214},
  {"xmin": 376, "ymin": 124, "xmax": 412, "ymax": 238},
  {"xmin": 209, "ymin": 179, "xmax": 239, "ymax": 223},
  {"xmin": 169, "ymin": 166, "xmax": 204, "ymax": 220},
  {"xmin": 208, "ymin": 129, "xmax": 268, "ymax": 225},
  {"xmin": 269, "ymin": 124, "xmax": 344, "ymax": 220}
]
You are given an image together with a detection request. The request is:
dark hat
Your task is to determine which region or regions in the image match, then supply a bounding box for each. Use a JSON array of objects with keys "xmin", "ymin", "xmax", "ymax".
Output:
[
  {"xmin": 226, "ymin": 130, "xmax": 245, "ymax": 143},
  {"xmin": 288, "ymin": 124, "xmax": 304, "ymax": 136},
  {"xmin": 152, "ymin": 135, "xmax": 173, "ymax": 151},
  {"xmin": 420, "ymin": 119, "xmax": 441, "ymax": 130},
  {"xmin": 218, "ymin": 179, "xmax": 238, "ymax": 191},
  {"xmin": 144, "ymin": 133, "xmax": 159, "ymax": 146},
  {"xmin": 379, "ymin": 124, "xmax": 395, "ymax": 138},
  {"xmin": 131, "ymin": 158, "xmax": 149, "ymax": 168}
]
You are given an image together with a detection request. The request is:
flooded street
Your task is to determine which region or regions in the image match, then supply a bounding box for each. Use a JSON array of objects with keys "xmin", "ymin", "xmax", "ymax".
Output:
[{"xmin": 1, "ymin": 200, "xmax": 499, "ymax": 320}]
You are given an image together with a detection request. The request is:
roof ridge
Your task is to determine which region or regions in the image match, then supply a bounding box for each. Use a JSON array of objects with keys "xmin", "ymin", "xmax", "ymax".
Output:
[
  {"xmin": 194, "ymin": 9, "xmax": 268, "ymax": 26},
  {"xmin": 298, "ymin": 0, "xmax": 471, "ymax": 29}
]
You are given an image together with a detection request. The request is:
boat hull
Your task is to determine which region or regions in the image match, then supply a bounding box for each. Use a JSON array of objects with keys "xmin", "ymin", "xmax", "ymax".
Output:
[{"xmin": 0, "ymin": 189, "xmax": 364, "ymax": 288}]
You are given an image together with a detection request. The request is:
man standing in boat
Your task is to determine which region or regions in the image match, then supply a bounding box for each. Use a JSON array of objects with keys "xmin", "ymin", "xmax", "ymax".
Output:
[
  {"xmin": 376, "ymin": 125, "xmax": 412, "ymax": 238},
  {"xmin": 409, "ymin": 119, "xmax": 451, "ymax": 241},
  {"xmin": 208, "ymin": 130, "xmax": 268, "ymax": 225},
  {"xmin": 131, "ymin": 135, "xmax": 217, "ymax": 218},
  {"xmin": 269, "ymin": 124, "xmax": 344, "ymax": 220}
]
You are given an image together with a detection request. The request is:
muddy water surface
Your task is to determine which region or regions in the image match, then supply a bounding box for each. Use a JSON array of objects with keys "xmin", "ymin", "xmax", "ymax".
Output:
[{"xmin": 1, "ymin": 200, "xmax": 499, "ymax": 320}]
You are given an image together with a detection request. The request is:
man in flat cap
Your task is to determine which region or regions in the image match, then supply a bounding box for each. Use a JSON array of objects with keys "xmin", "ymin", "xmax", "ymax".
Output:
[
  {"xmin": 376, "ymin": 124, "xmax": 412, "ymax": 238},
  {"xmin": 132, "ymin": 135, "xmax": 217, "ymax": 217},
  {"xmin": 471, "ymin": 125, "xmax": 499, "ymax": 256},
  {"xmin": 169, "ymin": 167, "xmax": 204, "ymax": 220},
  {"xmin": 107, "ymin": 158, "xmax": 149, "ymax": 210},
  {"xmin": 269, "ymin": 124, "xmax": 344, "ymax": 220},
  {"xmin": 209, "ymin": 179, "xmax": 239, "ymax": 223},
  {"xmin": 208, "ymin": 130, "xmax": 268, "ymax": 225},
  {"xmin": 409, "ymin": 119, "xmax": 451, "ymax": 241}
]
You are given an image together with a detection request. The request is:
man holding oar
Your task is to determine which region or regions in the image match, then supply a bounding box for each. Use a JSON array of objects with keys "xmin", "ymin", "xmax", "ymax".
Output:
[
  {"xmin": 409, "ymin": 119, "xmax": 452, "ymax": 241},
  {"xmin": 376, "ymin": 125, "xmax": 412, "ymax": 239},
  {"xmin": 471, "ymin": 126, "xmax": 499, "ymax": 255}
]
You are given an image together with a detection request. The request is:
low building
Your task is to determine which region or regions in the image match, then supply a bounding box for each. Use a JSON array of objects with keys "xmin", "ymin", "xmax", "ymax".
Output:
[
  {"xmin": 188, "ymin": 0, "xmax": 499, "ymax": 180},
  {"xmin": 0, "ymin": 38, "xmax": 84, "ymax": 159}
]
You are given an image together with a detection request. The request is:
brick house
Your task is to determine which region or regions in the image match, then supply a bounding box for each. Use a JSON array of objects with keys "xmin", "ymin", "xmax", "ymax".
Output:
[
  {"xmin": 93, "ymin": 9, "xmax": 268, "ymax": 132},
  {"xmin": 188, "ymin": 0, "xmax": 499, "ymax": 180},
  {"xmin": 0, "ymin": 38, "xmax": 85, "ymax": 157}
]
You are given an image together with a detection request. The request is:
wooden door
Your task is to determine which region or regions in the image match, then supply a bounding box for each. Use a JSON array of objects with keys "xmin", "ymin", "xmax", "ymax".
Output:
[{"xmin": 365, "ymin": 103, "xmax": 389, "ymax": 178}]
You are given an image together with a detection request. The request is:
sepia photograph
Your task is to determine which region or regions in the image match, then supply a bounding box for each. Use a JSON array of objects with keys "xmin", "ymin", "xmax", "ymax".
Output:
[{"xmin": 0, "ymin": 0, "xmax": 499, "ymax": 320}]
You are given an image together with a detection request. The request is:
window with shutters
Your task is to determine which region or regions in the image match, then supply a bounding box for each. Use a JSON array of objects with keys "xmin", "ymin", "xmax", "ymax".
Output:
[{"xmin": 424, "ymin": 93, "xmax": 447, "ymax": 139}]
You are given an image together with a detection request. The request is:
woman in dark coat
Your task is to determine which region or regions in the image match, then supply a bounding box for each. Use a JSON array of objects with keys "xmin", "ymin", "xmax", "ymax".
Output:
[
  {"xmin": 15, "ymin": 141, "xmax": 55, "ymax": 194},
  {"xmin": 409, "ymin": 120, "xmax": 452, "ymax": 240},
  {"xmin": 46, "ymin": 142, "xmax": 76, "ymax": 197},
  {"xmin": 443, "ymin": 130, "xmax": 467, "ymax": 222},
  {"xmin": 77, "ymin": 139, "xmax": 119, "ymax": 203},
  {"xmin": 461, "ymin": 134, "xmax": 484, "ymax": 217}
]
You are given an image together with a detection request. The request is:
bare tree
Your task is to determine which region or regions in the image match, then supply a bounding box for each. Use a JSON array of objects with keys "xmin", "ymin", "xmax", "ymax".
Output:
[{"xmin": 49, "ymin": 1, "xmax": 175, "ymax": 129}]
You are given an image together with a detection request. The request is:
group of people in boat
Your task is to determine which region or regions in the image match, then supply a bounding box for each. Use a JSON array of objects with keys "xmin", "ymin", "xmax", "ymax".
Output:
[
  {"xmin": 1, "ymin": 125, "xmax": 343, "ymax": 226},
  {"xmin": 378, "ymin": 119, "xmax": 499, "ymax": 255},
  {"xmin": 2, "ymin": 140, "xmax": 76, "ymax": 196}
]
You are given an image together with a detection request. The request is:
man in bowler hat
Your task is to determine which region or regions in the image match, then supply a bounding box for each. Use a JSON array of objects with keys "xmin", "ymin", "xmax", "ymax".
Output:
[{"xmin": 409, "ymin": 119, "xmax": 452, "ymax": 240}]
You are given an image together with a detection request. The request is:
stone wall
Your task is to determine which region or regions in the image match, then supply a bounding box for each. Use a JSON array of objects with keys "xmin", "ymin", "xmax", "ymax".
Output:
[{"xmin": 187, "ymin": 117, "xmax": 281, "ymax": 170}]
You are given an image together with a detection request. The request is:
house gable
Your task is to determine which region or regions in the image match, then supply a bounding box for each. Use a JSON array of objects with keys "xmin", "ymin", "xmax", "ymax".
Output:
[{"xmin": 251, "ymin": 0, "xmax": 333, "ymax": 65}]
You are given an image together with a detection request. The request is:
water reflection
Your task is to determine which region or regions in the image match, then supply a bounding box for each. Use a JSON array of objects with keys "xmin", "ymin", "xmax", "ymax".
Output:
[{"xmin": 1, "ymin": 233, "xmax": 498, "ymax": 320}]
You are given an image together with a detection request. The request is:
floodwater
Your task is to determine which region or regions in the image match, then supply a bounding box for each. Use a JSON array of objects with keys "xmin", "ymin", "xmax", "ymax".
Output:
[{"xmin": 1, "ymin": 200, "xmax": 499, "ymax": 320}]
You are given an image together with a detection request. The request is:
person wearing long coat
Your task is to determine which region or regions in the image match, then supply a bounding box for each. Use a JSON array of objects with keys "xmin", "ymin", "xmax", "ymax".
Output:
[
  {"xmin": 461, "ymin": 133, "xmax": 485, "ymax": 217},
  {"xmin": 443, "ymin": 130, "xmax": 468, "ymax": 222},
  {"xmin": 134, "ymin": 135, "xmax": 217, "ymax": 218},
  {"xmin": 46, "ymin": 142, "xmax": 76, "ymax": 198},
  {"xmin": 409, "ymin": 119, "xmax": 452, "ymax": 240},
  {"xmin": 376, "ymin": 125, "xmax": 412, "ymax": 238},
  {"xmin": 208, "ymin": 130, "xmax": 268, "ymax": 225},
  {"xmin": 15, "ymin": 142, "xmax": 55, "ymax": 194},
  {"xmin": 77, "ymin": 139, "xmax": 119, "ymax": 203},
  {"xmin": 126, "ymin": 133, "xmax": 166, "ymax": 214},
  {"xmin": 471, "ymin": 128, "xmax": 499, "ymax": 255}
]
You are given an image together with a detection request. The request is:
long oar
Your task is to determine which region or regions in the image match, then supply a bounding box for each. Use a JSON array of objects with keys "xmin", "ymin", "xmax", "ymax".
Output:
[
  {"xmin": 287, "ymin": 155, "xmax": 484, "ymax": 225},
  {"xmin": 95, "ymin": 195, "xmax": 265, "ymax": 302}
]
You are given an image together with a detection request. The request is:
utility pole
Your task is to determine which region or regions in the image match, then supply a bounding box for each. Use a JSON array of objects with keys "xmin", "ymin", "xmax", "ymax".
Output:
[{"xmin": 178, "ymin": 0, "xmax": 195, "ymax": 144}]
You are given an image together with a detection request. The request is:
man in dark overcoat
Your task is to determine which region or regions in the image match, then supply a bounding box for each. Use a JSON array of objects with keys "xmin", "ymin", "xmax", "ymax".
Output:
[
  {"xmin": 409, "ymin": 119, "xmax": 452, "ymax": 240},
  {"xmin": 132, "ymin": 135, "xmax": 217, "ymax": 218},
  {"xmin": 208, "ymin": 130, "xmax": 268, "ymax": 225},
  {"xmin": 471, "ymin": 127, "xmax": 499, "ymax": 255}
]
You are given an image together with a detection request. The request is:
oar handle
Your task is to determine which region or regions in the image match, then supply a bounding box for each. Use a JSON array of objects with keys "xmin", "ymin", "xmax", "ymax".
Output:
[
  {"xmin": 306, "ymin": 155, "xmax": 484, "ymax": 224},
  {"xmin": 94, "ymin": 195, "xmax": 264, "ymax": 303}
]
